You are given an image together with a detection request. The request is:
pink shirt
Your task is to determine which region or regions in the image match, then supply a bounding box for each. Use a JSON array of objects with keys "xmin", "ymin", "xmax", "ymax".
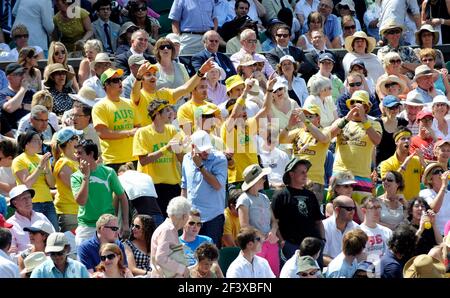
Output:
[
  {"xmin": 230, "ymin": 49, "xmax": 275, "ymax": 78},
  {"xmin": 207, "ymin": 81, "xmax": 228, "ymax": 105},
  {"xmin": 150, "ymin": 218, "xmax": 186, "ymax": 278},
  {"xmin": 6, "ymin": 211, "xmax": 55, "ymax": 253}
]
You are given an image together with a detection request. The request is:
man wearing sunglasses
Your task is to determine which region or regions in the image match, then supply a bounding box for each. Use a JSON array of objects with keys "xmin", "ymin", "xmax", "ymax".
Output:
[
  {"xmin": 322, "ymin": 195, "xmax": 360, "ymax": 266},
  {"xmin": 30, "ymin": 232, "xmax": 89, "ymax": 278},
  {"xmin": 179, "ymin": 209, "xmax": 213, "ymax": 266},
  {"xmin": 380, "ymin": 127, "xmax": 425, "ymax": 201},
  {"xmin": 378, "ymin": 0, "xmax": 420, "ymax": 38},
  {"xmin": 77, "ymin": 214, "xmax": 128, "ymax": 274},
  {"xmin": 336, "ymin": 72, "xmax": 381, "ymax": 118}
]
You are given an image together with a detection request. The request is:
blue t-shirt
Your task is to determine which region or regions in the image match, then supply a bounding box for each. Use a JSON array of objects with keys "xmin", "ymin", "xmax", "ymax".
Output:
[
  {"xmin": 179, "ymin": 235, "xmax": 213, "ymax": 266},
  {"xmin": 0, "ymin": 195, "xmax": 7, "ymax": 216}
]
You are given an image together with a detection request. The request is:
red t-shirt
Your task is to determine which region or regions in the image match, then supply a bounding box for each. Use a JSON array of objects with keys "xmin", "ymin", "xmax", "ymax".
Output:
[{"xmin": 409, "ymin": 136, "xmax": 436, "ymax": 161}]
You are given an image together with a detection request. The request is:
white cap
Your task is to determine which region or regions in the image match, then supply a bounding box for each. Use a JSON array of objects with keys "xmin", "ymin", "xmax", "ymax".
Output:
[
  {"xmin": 432, "ymin": 95, "xmax": 450, "ymax": 107},
  {"xmin": 279, "ymin": 55, "xmax": 295, "ymax": 64},
  {"xmin": 191, "ymin": 130, "xmax": 213, "ymax": 153},
  {"xmin": 23, "ymin": 220, "xmax": 54, "ymax": 235},
  {"xmin": 272, "ymin": 77, "xmax": 288, "ymax": 91}
]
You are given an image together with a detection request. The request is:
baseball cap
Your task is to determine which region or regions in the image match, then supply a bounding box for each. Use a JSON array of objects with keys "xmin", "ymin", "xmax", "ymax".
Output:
[
  {"xmin": 382, "ymin": 95, "xmax": 401, "ymax": 108},
  {"xmin": 416, "ymin": 110, "xmax": 433, "ymax": 120},
  {"xmin": 302, "ymin": 104, "xmax": 321, "ymax": 117},
  {"xmin": 350, "ymin": 59, "xmax": 365, "ymax": 69},
  {"xmin": 191, "ymin": 130, "xmax": 213, "ymax": 153},
  {"xmin": 128, "ymin": 54, "xmax": 147, "ymax": 66},
  {"xmin": 5, "ymin": 63, "xmax": 25, "ymax": 76},
  {"xmin": 434, "ymin": 139, "xmax": 450, "ymax": 150},
  {"xmin": 45, "ymin": 232, "xmax": 68, "ymax": 253},
  {"xmin": 297, "ymin": 256, "xmax": 320, "ymax": 273},
  {"xmin": 319, "ymin": 52, "xmax": 335, "ymax": 63},
  {"xmin": 100, "ymin": 68, "xmax": 124, "ymax": 85},
  {"xmin": 280, "ymin": 55, "xmax": 295, "ymax": 64},
  {"xmin": 56, "ymin": 127, "xmax": 83, "ymax": 145},
  {"xmin": 23, "ymin": 220, "xmax": 54, "ymax": 235}
]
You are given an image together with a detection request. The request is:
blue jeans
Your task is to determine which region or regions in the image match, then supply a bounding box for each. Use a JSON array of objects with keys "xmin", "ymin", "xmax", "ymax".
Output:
[
  {"xmin": 200, "ymin": 214, "xmax": 225, "ymax": 248},
  {"xmin": 152, "ymin": 214, "xmax": 164, "ymax": 227},
  {"xmin": 33, "ymin": 202, "xmax": 59, "ymax": 231}
]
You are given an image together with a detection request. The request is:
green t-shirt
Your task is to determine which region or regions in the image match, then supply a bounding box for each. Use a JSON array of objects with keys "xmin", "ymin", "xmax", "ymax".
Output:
[{"xmin": 71, "ymin": 165, "xmax": 124, "ymax": 227}]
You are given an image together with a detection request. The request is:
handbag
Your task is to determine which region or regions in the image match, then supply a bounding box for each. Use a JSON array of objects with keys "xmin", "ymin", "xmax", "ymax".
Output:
[{"xmin": 160, "ymin": 244, "xmax": 189, "ymax": 278}]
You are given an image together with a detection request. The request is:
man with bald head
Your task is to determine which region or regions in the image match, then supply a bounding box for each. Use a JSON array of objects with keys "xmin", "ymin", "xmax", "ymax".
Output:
[
  {"xmin": 191, "ymin": 30, "xmax": 237, "ymax": 80},
  {"xmin": 322, "ymin": 195, "xmax": 360, "ymax": 265}
]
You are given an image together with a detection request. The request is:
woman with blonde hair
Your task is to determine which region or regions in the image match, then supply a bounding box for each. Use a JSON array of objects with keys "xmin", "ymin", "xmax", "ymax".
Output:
[
  {"xmin": 17, "ymin": 47, "xmax": 42, "ymax": 92},
  {"xmin": 93, "ymin": 243, "xmax": 134, "ymax": 278},
  {"xmin": 46, "ymin": 41, "xmax": 79, "ymax": 92},
  {"xmin": 376, "ymin": 52, "xmax": 412, "ymax": 99},
  {"xmin": 78, "ymin": 39, "xmax": 103, "ymax": 85},
  {"xmin": 153, "ymin": 38, "xmax": 189, "ymax": 89}
]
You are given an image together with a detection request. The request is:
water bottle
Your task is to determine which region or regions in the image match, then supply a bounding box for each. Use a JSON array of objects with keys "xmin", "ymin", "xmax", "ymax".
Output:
[{"xmin": 422, "ymin": 211, "xmax": 432, "ymax": 230}]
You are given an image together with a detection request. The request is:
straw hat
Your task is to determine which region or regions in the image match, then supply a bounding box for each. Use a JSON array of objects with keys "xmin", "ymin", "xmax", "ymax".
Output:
[
  {"xmin": 69, "ymin": 86, "xmax": 98, "ymax": 107},
  {"xmin": 378, "ymin": 75, "xmax": 407, "ymax": 95},
  {"xmin": 415, "ymin": 24, "xmax": 439, "ymax": 46},
  {"xmin": 380, "ymin": 19, "xmax": 405, "ymax": 36},
  {"xmin": 21, "ymin": 252, "xmax": 47, "ymax": 275},
  {"xmin": 413, "ymin": 65, "xmax": 434, "ymax": 82},
  {"xmin": 237, "ymin": 54, "xmax": 257, "ymax": 68},
  {"xmin": 422, "ymin": 162, "xmax": 444, "ymax": 185},
  {"xmin": 403, "ymin": 254, "xmax": 446, "ymax": 278},
  {"xmin": 241, "ymin": 164, "xmax": 271, "ymax": 192},
  {"xmin": 43, "ymin": 63, "xmax": 74, "ymax": 86},
  {"xmin": 344, "ymin": 31, "xmax": 376, "ymax": 53},
  {"xmin": 90, "ymin": 52, "xmax": 112, "ymax": 69}
]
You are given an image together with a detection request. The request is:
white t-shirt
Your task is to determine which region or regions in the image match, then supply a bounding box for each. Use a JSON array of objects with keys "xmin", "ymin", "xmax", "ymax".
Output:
[
  {"xmin": 226, "ymin": 253, "xmax": 275, "ymax": 278},
  {"xmin": 322, "ymin": 215, "xmax": 360, "ymax": 259},
  {"xmin": 258, "ymin": 144, "xmax": 290, "ymax": 186},
  {"xmin": 359, "ymin": 223, "xmax": 392, "ymax": 259},
  {"xmin": 117, "ymin": 170, "xmax": 158, "ymax": 200},
  {"xmin": 419, "ymin": 188, "xmax": 450, "ymax": 235},
  {"xmin": 0, "ymin": 167, "xmax": 15, "ymax": 196}
]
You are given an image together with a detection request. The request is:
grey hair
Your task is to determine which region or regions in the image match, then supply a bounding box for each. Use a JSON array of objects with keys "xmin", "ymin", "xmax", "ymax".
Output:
[
  {"xmin": 167, "ymin": 196, "xmax": 192, "ymax": 218},
  {"xmin": 30, "ymin": 104, "xmax": 48, "ymax": 118},
  {"xmin": 202, "ymin": 30, "xmax": 219, "ymax": 43},
  {"xmin": 131, "ymin": 29, "xmax": 149, "ymax": 42},
  {"xmin": 382, "ymin": 52, "xmax": 401, "ymax": 69},
  {"xmin": 84, "ymin": 39, "xmax": 103, "ymax": 53},
  {"xmin": 309, "ymin": 77, "xmax": 332, "ymax": 96},
  {"xmin": 240, "ymin": 29, "xmax": 256, "ymax": 41}
]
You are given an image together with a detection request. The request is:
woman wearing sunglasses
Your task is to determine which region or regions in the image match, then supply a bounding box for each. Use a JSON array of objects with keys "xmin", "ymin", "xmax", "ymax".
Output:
[
  {"xmin": 18, "ymin": 47, "xmax": 42, "ymax": 92},
  {"xmin": 46, "ymin": 42, "xmax": 80, "ymax": 93},
  {"xmin": 378, "ymin": 171, "xmax": 407, "ymax": 231},
  {"xmin": 418, "ymin": 49, "xmax": 450, "ymax": 100},
  {"xmin": 127, "ymin": 0, "xmax": 160, "ymax": 45},
  {"xmin": 93, "ymin": 243, "xmax": 134, "ymax": 278},
  {"xmin": 374, "ymin": 95, "xmax": 408, "ymax": 165},
  {"xmin": 376, "ymin": 52, "xmax": 412, "ymax": 99},
  {"xmin": 153, "ymin": 38, "xmax": 189, "ymax": 89},
  {"xmin": 419, "ymin": 163, "xmax": 450, "ymax": 237},
  {"xmin": 406, "ymin": 197, "xmax": 442, "ymax": 255},
  {"xmin": 123, "ymin": 214, "xmax": 156, "ymax": 276}
]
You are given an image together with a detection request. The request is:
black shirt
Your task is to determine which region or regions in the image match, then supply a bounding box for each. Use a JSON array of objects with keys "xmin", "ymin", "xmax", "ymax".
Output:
[
  {"xmin": 375, "ymin": 117, "xmax": 408, "ymax": 165},
  {"xmin": 271, "ymin": 186, "xmax": 324, "ymax": 245}
]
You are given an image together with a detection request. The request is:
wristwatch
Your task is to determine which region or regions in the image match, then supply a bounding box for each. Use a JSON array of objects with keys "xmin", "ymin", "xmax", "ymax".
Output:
[{"xmin": 198, "ymin": 164, "xmax": 205, "ymax": 170}]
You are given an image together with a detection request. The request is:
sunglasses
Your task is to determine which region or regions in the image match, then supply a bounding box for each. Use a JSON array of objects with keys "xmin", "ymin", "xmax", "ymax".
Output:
[
  {"xmin": 254, "ymin": 237, "xmax": 262, "ymax": 242},
  {"xmin": 188, "ymin": 221, "xmax": 202, "ymax": 227},
  {"xmin": 382, "ymin": 178, "xmax": 395, "ymax": 183},
  {"xmin": 276, "ymin": 33, "xmax": 289, "ymax": 38},
  {"xmin": 339, "ymin": 184, "xmax": 353, "ymax": 188},
  {"xmin": 54, "ymin": 50, "xmax": 66, "ymax": 56},
  {"xmin": 14, "ymin": 34, "xmax": 29, "ymax": 39},
  {"xmin": 131, "ymin": 223, "xmax": 141, "ymax": 230},
  {"xmin": 349, "ymin": 100, "xmax": 364, "ymax": 105},
  {"xmin": 385, "ymin": 82, "xmax": 399, "ymax": 88},
  {"xmin": 300, "ymin": 270, "xmax": 318, "ymax": 277},
  {"xmin": 367, "ymin": 205, "xmax": 382, "ymax": 210},
  {"xmin": 344, "ymin": 25, "xmax": 356, "ymax": 30},
  {"xmin": 305, "ymin": 114, "xmax": 316, "ymax": 120},
  {"xmin": 389, "ymin": 59, "xmax": 401, "ymax": 64},
  {"xmin": 49, "ymin": 251, "xmax": 66, "ymax": 257},
  {"xmin": 107, "ymin": 77, "xmax": 122, "ymax": 84},
  {"xmin": 208, "ymin": 39, "xmax": 219, "ymax": 43},
  {"xmin": 104, "ymin": 226, "xmax": 120, "ymax": 231},
  {"xmin": 348, "ymin": 82, "xmax": 362, "ymax": 87},
  {"xmin": 137, "ymin": 6, "xmax": 147, "ymax": 12},
  {"xmin": 100, "ymin": 253, "xmax": 116, "ymax": 261},
  {"xmin": 339, "ymin": 206, "xmax": 356, "ymax": 212},
  {"xmin": 386, "ymin": 29, "xmax": 401, "ymax": 35},
  {"xmin": 432, "ymin": 169, "xmax": 444, "ymax": 175},
  {"xmin": 421, "ymin": 58, "xmax": 435, "ymax": 63},
  {"xmin": 159, "ymin": 44, "xmax": 173, "ymax": 50}
]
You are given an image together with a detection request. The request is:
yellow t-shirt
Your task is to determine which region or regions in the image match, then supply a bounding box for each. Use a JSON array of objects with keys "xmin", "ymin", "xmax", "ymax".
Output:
[
  {"xmin": 11, "ymin": 153, "xmax": 52, "ymax": 203},
  {"xmin": 132, "ymin": 124, "xmax": 181, "ymax": 185},
  {"xmin": 221, "ymin": 117, "xmax": 258, "ymax": 184},
  {"xmin": 132, "ymin": 89, "xmax": 175, "ymax": 127},
  {"xmin": 379, "ymin": 154, "xmax": 423, "ymax": 200},
  {"xmin": 92, "ymin": 97, "xmax": 137, "ymax": 164},
  {"xmin": 176, "ymin": 99, "xmax": 220, "ymax": 133},
  {"xmin": 333, "ymin": 119, "xmax": 382, "ymax": 178},
  {"xmin": 292, "ymin": 127, "xmax": 331, "ymax": 185},
  {"xmin": 223, "ymin": 207, "xmax": 240, "ymax": 243},
  {"xmin": 53, "ymin": 156, "xmax": 79, "ymax": 215}
]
